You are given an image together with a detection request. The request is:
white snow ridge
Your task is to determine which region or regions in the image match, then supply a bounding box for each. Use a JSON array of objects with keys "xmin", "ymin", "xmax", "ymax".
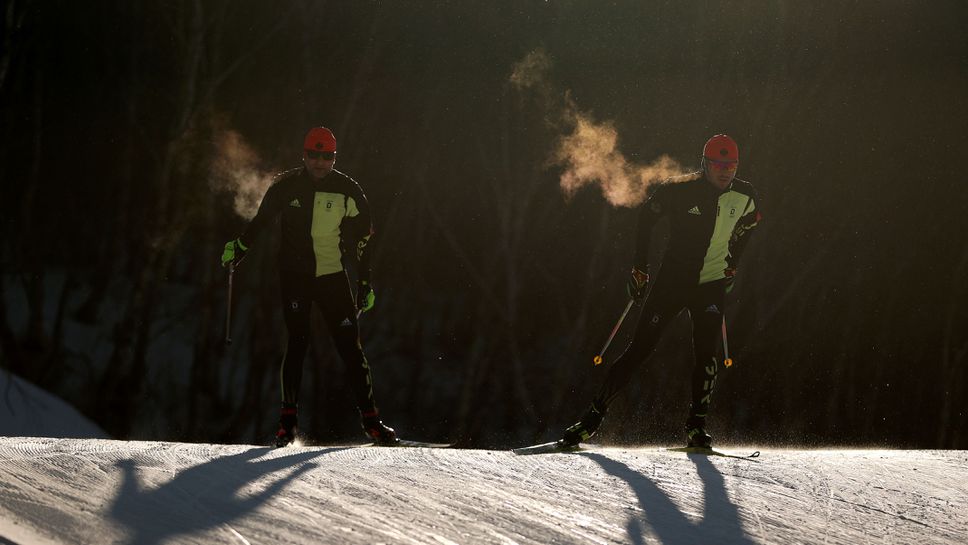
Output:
[{"xmin": 0, "ymin": 438, "xmax": 965, "ymax": 544}]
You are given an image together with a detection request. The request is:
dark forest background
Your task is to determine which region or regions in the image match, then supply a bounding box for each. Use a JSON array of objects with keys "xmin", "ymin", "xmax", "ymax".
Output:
[{"xmin": 2, "ymin": 1, "xmax": 967, "ymax": 449}]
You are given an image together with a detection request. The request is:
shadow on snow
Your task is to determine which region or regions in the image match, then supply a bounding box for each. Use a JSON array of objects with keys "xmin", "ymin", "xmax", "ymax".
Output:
[
  {"xmin": 581, "ymin": 452, "xmax": 755, "ymax": 545},
  {"xmin": 107, "ymin": 446, "xmax": 346, "ymax": 545}
]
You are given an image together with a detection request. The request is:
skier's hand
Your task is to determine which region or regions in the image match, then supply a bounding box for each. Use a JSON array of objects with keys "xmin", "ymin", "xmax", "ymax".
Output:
[
  {"xmin": 221, "ymin": 238, "xmax": 248, "ymax": 268},
  {"xmin": 357, "ymin": 280, "xmax": 375, "ymax": 313},
  {"xmin": 724, "ymin": 266, "xmax": 737, "ymax": 293},
  {"xmin": 626, "ymin": 266, "xmax": 650, "ymax": 300}
]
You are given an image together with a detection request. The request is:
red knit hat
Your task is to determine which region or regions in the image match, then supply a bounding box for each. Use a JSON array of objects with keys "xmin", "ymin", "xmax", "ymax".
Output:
[
  {"xmin": 303, "ymin": 127, "xmax": 337, "ymax": 152},
  {"xmin": 702, "ymin": 134, "xmax": 738, "ymax": 161}
]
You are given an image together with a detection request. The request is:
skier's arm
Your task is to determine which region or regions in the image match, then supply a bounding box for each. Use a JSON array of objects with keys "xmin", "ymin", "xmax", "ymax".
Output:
[
  {"xmin": 239, "ymin": 178, "xmax": 286, "ymax": 248},
  {"xmin": 341, "ymin": 179, "xmax": 375, "ymax": 282},
  {"xmin": 221, "ymin": 177, "xmax": 286, "ymax": 267},
  {"xmin": 727, "ymin": 198, "xmax": 762, "ymax": 267},
  {"xmin": 626, "ymin": 186, "xmax": 668, "ymax": 298},
  {"xmin": 632, "ymin": 185, "xmax": 668, "ymax": 272}
]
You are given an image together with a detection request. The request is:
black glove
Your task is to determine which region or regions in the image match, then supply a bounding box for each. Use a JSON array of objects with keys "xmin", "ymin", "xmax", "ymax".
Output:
[
  {"xmin": 724, "ymin": 266, "xmax": 737, "ymax": 294},
  {"xmin": 626, "ymin": 266, "xmax": 650, "ymax": 300},
  {"xmin": 357, "ymin": 280, "xmax": 375, "ymax": 313}
]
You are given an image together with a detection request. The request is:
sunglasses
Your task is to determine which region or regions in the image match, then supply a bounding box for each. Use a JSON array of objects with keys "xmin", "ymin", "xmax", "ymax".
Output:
[
  {"xmin": 706, "ymin": 159, "xmax": 738, "ymax": 171},
  {"xmin": 305, "ymin": 150, "xmax": 336, "ymax": 160}
]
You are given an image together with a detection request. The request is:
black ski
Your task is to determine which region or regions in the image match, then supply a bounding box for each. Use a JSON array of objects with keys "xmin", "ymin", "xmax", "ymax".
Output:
[
  {"xmin": 371, "ymin": 439, "xmax": 454, "ymax": 449},
  {"xmin": 512, "ymin": 440, "xmax": 582, "ymax": 455},
  {"xmin": 273, "ymin": 438, "xmax": 453, "ymax": 449},
  {"xmin": 666, "ymin": 446, "xmax": 761, "ymax": 460}
]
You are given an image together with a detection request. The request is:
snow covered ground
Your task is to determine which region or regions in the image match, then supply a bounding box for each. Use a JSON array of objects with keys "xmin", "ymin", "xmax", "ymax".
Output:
[
  {"xmin": 0, "ymin": 438, "xmax": 965, "ymax": 545},
  {"xmin": 1, "ymin": 373, "xmax": 964, "ymax": 543}
]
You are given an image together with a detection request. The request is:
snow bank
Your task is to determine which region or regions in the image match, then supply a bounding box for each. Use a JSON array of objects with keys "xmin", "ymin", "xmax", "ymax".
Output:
[{"xmin": 0, "ymin": 372, "xmax": 107, "ymax": 439}]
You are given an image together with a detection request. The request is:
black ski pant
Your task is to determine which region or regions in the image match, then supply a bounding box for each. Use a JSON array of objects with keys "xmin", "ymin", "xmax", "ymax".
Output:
[
  {"xmin": 279, "ymin": 269, "xmax": 376, "ymax": 414},
  {"xmin": 594, "ymin": 278, "xmax": 727, "ymax": 426}
]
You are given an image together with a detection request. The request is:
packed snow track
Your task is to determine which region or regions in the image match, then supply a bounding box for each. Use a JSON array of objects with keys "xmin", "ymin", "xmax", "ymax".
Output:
[{"xmin": 0, "ymin": 438, "xmax": 965, "ymax": 544}]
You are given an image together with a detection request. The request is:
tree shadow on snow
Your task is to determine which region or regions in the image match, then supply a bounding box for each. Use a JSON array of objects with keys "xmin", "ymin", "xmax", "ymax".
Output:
[
  {"xmin": 107, "ymin": 446, "xmax": 346, "ymax": 545},
  {"xmin": 581, "ymin": 452, "xmax": 755, "ymax": 545}
]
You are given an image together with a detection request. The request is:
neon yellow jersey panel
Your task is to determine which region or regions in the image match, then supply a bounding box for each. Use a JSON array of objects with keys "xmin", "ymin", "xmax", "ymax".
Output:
[
  {"xmin": 311, "ymin": 192, "xmax": 360, "ymax": 276},
  {"xmin": 698, "ymin": 191, "xmax": 755, "ymax": 284}
]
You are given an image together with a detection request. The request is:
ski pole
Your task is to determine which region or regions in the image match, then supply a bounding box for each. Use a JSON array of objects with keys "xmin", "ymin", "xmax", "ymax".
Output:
[
  {"xmin": 225, "ymin": 262, "xmax": 235, "ymax": 345},
  {"xmin": 593, "ymin": 298, "xmax": 636, "ymax": 366},
  {"xmin": 721, "ymin": 316, "xmax": 733, "ymax": 367}
]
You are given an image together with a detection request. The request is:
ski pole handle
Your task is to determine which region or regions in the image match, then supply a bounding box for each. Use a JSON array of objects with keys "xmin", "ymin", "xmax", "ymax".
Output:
[
  {"xmin": 721, "ymin": 316, "xmax": 732, "ymax": 367},
  {"xmin": 225, "ymin": 262, "xmax": 235, "ymax": 345},
  {"xmin": 593, "ymin": 298, "xmax": 636, "ymax": 365}
]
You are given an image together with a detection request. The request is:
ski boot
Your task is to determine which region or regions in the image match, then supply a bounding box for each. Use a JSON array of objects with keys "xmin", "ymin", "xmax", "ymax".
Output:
[
  {"xmin": 361, "ymin": 409, "xmax": 399, "ymax": 446},
  {"xmin": 685, "ymin": 415, "xmax": 712, "ymax": 448},
  {"xmin": 275, "ymin": 404, "xmax": 298, "ymax": 447},
  {"xmin": 561, "ymin": 401, "xmax": 608, "ymax": 447}
]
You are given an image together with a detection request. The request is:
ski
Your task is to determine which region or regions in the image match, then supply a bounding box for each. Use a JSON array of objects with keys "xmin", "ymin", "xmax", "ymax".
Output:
[
  {"xmin": 273, "ymin": 438, "xmax": 453, "ymax": 449},
  {"xmin": 371, "ymin": 439, "xmax": 454, "ymax": 449},
  {"xmin": 512, "ymin": 440, "xmax": 582, "ymax": 455},
  {"xmin": 666, "ymin": 446, "xmax": 761, "ymax": 461}
]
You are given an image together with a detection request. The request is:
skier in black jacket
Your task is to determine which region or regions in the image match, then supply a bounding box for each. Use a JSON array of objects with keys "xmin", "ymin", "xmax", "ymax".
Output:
[
  {"xmin": 561, "ymin": 134, "xmax": 762, "ymax": 449},
  {"xmin": 221, "ymin": 127, "xmax": 397, "ymax": 447}
]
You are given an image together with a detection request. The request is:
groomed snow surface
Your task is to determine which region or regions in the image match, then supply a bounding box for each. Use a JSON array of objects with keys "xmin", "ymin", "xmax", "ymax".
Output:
[{"xmin": 1, "ymin": 438, "xmax": 965, "ymax": 545}]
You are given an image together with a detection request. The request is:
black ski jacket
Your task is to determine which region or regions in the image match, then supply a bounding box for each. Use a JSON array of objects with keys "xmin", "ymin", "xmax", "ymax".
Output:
[
  {"xmin": 633, "ymin": 173, "xmax": 761, "ymax": 286},
  {"xmin": 240, "ymin": 167, "xmax": 373, "ymax": 280}
]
